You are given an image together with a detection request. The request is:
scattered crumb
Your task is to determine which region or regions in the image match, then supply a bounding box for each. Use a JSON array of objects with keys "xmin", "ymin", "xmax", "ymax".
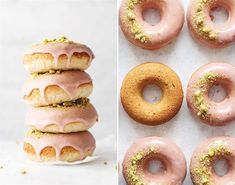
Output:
[
  {"xmin": 115, "ymin": 165, "xmax": 117, "ymax": 170},
  {"xmin": 103, "ymin": 162, "xmax": 107, "ymax": 165},
  {"xmin": 21, "ymin": 169, "xmax": 27, "ymax": 175},
  {"xmin": 0, "ymin": 166, "xmax": 3, "ymax": 169},
  {"xmin": 15, "ymin": 141, "xmax": 20, "ymax": 145}
]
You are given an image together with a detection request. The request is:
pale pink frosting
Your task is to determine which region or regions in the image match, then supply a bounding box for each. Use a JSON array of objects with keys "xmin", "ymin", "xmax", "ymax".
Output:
[
  {"xmin": 119, "ymin": 0, "xmax": 185, "ymax": 50},
  {"xmin": 22, "ymin": 70, "xmax": 92, "ymax": 102},
  {"xmin": 25, "ymin": 42, "xmax": 94, "ymax": 66},
  {"xmin": 24, "ymin": 131, "xmax": 96, "ymax": 160},
  {"xmin": 123, "ymin": 137, "xmax": 187, "ymax": 185},
  {"xmin": 25, "ymin": 104, "xmax": 98, "ymax": 132},
  {"xmin": 190, "ymin": 137, "xmax": 235, "ymax": 185},
  {"xmin": 187, "ymin": 0, "xmax": 235, "ymax": 48},
  {"xmin": 186, "ymin": 62, "xmax": 235, "ymax": 126}
]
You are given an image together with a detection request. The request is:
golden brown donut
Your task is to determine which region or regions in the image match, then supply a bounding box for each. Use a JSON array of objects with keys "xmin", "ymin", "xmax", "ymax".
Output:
[
  {"xmin": 23, "ymin": 37, "xmax": 94, "ymax": 73},
  {"xmin": 22, "ymin": 70, "xmax": 93, "ymax": 107},
  {"xmin": 121, "ymin": 62, "xmax": 183, "ymax": 125},
  {"xmin": 23, "ymin": 130, "xmax": 96, "ymax": 162}
]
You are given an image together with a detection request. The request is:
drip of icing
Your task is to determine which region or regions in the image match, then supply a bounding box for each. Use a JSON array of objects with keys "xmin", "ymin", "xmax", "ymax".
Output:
[
  {"xmin": 22, "ymin": 70, "xmax": 92, "ymax": 102},
  {"xmin": 24, "ymin": 131, "xmax": 96, "ymax": 160},
  {"xmin": 25, "ymin": 42, "xmax": 95, "ymax": 67},
  {"xmin": 25, "ymin": 104, "xmax": 98, "ymax": 132}
]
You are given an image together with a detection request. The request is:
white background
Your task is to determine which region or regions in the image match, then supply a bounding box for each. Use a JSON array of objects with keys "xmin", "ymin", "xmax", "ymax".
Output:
[
  {"xmin": 0, "ymin": 0, "xmax": 117, "ymax": 184},
  {"xmin": 118, "ymin": 0, "xmax": 235, "ymax": 184}
]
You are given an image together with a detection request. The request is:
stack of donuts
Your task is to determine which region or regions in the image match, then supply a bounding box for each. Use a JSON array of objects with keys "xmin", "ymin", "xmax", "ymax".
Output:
[{"xmin": 22, "ymin": 37, "xmax": 98, "ymax": 162}]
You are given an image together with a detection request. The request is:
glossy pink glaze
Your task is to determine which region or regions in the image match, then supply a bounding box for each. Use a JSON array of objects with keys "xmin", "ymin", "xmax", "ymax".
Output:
[
  {"xmin": 119, "ymin": 0, "xmax": 185, "ymax": 50},
  {"xmin": 25, "ymin": 42, "xmax": 94, "ymax": 66},
  {"xmin": 190, "ymin": 137, "xmax": 235, "ymax": 185},
  {"xmin": 187, "ymin": 62, "xmax": 235, "ymax": 126},
  {"xmin": 24, "ymin": 131, "xmax": 96, "ymax": 160},
  {"xmin": 187, "ymin": 0, "xmax": 235, "ymax": 48},
  {"xmin": 22, "ymin": 70, "xmax": 92, "ymax": 102},
  {"xmin": 123, "ymin": 137, "xmax": 187, "ymax": 185},
  {"xmin": 25, "ymin": 104, "xmax": 98, "ymax": 132}
]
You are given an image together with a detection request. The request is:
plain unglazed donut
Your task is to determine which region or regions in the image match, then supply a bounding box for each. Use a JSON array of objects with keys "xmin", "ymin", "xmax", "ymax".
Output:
[
  {"xmin": 25, "ymin": 100, "xmax": 98, "ymax": 133},
  {"xmin": 22, "ymin": 70, "xmax": 93, "ymax": 107},
  {"xmin": 119, "ymin": 0, "xmax": 185, "ymax": 50},
  {"xmin": 23, "ymin": 130, "xmax": 96, "ymax": 162},
  {"xmin": 187, "ymin": 0, "xmax": 235, "ymax": 48},
  {"xmin": 186, "ymin": 62, "xmax": 235, "ymax": 126},
  {"xmin": 190, "ymin": 137, "xmax": 235, "ymax": 185},
  {"xmin": 121, "ymin": 62, "xmax": 183, "ymax": 125},
  {"xmin": 23, "ymin": 36, "xmax": 94, "ymax": 73},
  {"xmin": 122, "ymin": 137, "xmax": 187, "ymax": 185}
]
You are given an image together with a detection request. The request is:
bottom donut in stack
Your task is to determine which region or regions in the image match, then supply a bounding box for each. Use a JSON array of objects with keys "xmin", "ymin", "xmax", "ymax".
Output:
[{"xmin": 23, "ymin": 130, "xmax": 96, "ymax": 162}]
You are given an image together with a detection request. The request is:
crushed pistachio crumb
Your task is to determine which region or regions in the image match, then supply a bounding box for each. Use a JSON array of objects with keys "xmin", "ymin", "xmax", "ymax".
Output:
[
  {"xmin": 47, "ymin": 98, "xmax": 90, "ymax": 108},
  {"xmin": 194, "ymin": 73, "xmax": 218, "ymax": 118},
  {"xmin": 43, "ymin": 36, "xmax": 74, "ymax": 44},
  {"xmin": 104, "ymin": 162, "xmax": 108, "ymax": 165},
  {"xmin": 193, "ymin": 0, "xmax": 218, "ymax": 40},
  {"xmin": 0, "ymin": 166, "xmax": 3, "ymax": 169},
  {"xmin": 124, "ymin": 0, "xmax": 149, "ymax": 43},
  {"xmin": 192, "ymin": 141, "xmax": 231, "ymax": 185},
  {"xmin": 21, "ymin": 169, "xmax": 27, "ymax": 175},
  {"xmin": 27, "ymin": 129, "xmax": 50, "ymax": 138},
  {"xmin": 31, "ymin": 70, "xmax": 62, "ymax": 77}
]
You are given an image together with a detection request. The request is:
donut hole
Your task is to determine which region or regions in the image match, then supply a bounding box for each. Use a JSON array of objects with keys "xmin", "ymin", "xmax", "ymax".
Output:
[
  {"xmin": 146, "ymin": 159, "xmax": 165, "ymax": 174},
  {"xmin": 142, "ymin": 84, "xmax": 163, "ymax": 103},
  {"xmin": 142, "ymin": 7, "xmax": 161, "ymax": 26},
  {"xmin": 210, "ymin": 6, "xmax": 229, "ymax": 24},
  {"xmin": 209, "ymin": 84, "xmax": 227, "ymax": 103},
  {"xmin": 213, "ymin": 158, "xmax": 229, "ymax": 177}
]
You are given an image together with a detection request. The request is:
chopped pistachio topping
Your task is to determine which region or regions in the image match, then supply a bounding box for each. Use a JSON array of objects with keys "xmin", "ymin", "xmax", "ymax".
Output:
[
  {"xmin": 192, "ymin": 141, "xmax": 231, "ymax": 185},
  {"xmin": 124, "ymin": 0, "xmax": 149, "ymax": 43},
  {"xmin": 43, "ymin": 36, "xmax": 74, "ymax": 44},
  {"xmin": 194, "ymin": 73, "xmax": 218, "ymax": 118},
  {"xmin": 127, "ymin": 147, "xmax": 157, "ymax": 185},
  {"xmin": 21, "ymin": 169, "xmax": 27, "ymax": 175},
  {"xmin": 193, "ymin": 0, "xmax": 218, "ymax": 40},
  {"xmin": 47, "ymin": 98, "xmax": 90, "ymax": 108}
]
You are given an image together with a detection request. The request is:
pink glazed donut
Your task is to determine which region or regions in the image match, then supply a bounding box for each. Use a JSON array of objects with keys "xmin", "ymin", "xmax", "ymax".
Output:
[
  {"xmin": 187, "ymin": 62, "xmax": 235, "ymax": 126},
  {"xmin": 122, "ymin": 137, "xmax": 187, "ymax": 185},
  {"xmin": 190, "ymin": 137, "xmax": 235, "ymax": 185},
  {"xmin": 119, "ymin": 0, "xmax": 185, "ymax": 50},
  {"xmin": 187, "ymin": 0, "xmax": 235, "ymax": 48}
]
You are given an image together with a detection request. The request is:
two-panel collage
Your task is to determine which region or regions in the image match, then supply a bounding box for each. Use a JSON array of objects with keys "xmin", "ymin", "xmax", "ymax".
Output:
[{"xmin": 1, "ymin": 0, "xmax": 235, "ymax": 184}]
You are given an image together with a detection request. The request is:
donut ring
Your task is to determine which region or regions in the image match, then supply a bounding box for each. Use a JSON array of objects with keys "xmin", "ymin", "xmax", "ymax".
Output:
[
  {"xmin": 122, "ymin": 137, "xmax": 187, "ymax": 185},
  {"xmin": 187, "ymin": 0, "xmax": 235, "ymax": 48},
  {"xmin": 23, "ymin": 70, "xmax": 92, "ymax": 107},
  {"xmin": 119, "ymin": 0, "xmax": 185, "ymax": 50},
  {"xmin": 23, "ymin": 37, "xmax": 94, "ymax": 73},
  {"xmin": 25, "ymin": 101, "xmax": 98, "ymax": 133},
  {"xmin": 186, "ymin": 62, "xmax": 235, "ymax": 126},
  {"xmin": 190, "ymin": 137, "xmax": 235, "ymax": 185},
  {"xmin": 23, "ymin": 130, "xmax": 96, "ymax": 162},
  {"xmin": 120, "ymin": 62, "xmax": 183, "ymax": 125}
]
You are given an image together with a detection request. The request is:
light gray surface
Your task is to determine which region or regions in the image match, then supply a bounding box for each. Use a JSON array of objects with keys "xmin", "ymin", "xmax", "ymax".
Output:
[
  {"xmin": 0, "ymin": 0, "xmax": 117, "ymax": 184},
  {"xmin": 118, "ymin": 0, "xmax": 235, "ymax": 184}
]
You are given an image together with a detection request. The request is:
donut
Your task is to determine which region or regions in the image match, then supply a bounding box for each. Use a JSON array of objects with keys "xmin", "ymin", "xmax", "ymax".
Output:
[
  {"xmin": 23, "ymin": 36, "xmax": 94, "ymax": 73},
  {"xmin": 23, "ymin": 70, "xmax": 93, "ymax": 107},
  {"xmin": 190, "ymin": 137, "xmax": 235, "ymax": 185},
  {"xmin": 186, "ymin": 62, "xmax": 235, "ymax": 126},
  {"xmin": 122, "ymin": 137, "xmax": 187, "ymax": 185},
  {"xmin": 23, "ymin": 130, "xmax": 96, "ymax": 162},
  {"xmin": 187, "ymin": 0, "xmax": 235, "ymax": 48},
  {"xmin": 120, "ymin": 62, "xmax": 183, "ymax": 125},
  {"xmin": 25, "ymin": 99, "xmax": 98, "ymax": 133},
  {"xmin": 119, "ymin": 0, "xmax": 185, "ymax": 50}
]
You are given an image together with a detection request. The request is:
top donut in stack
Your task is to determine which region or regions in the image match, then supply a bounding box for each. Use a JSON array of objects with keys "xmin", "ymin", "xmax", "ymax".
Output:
[{"xmin": 22, "ymin": 37, "xmax": 98, "ymax": 133}]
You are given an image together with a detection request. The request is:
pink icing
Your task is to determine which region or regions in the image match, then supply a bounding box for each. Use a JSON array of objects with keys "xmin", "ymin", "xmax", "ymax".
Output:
[
  {"xmin": 25, "ymin": 104, "xmax": 98, "ymax": 132},
  {"xmin": 25, "ymin": 42, "xmax": 95, "ymax": 66},
  {"xmin": 187, "ymin": 0, "xmax": 235, "ymax": 48},
  {"xmin": 122, "ymin": 137, "xmax": 186, "ymax": 185},
  {"xmin": 22, "ymin": 70, "xmax": 92, "ymax": 102},
  {"xmin": 24, "ymin": 131, "xmax": 96, "ymax": 160},
  {"xmin": 119, "ymin": 0, "xmax": 185, "ymax": 50},
  {"xmin": 187, "ymin": 62, "xmax": 235, "ymax": 125},
  {"xmin": 190, "ymin": 137, "xmax": 235, "ymax": 185}
]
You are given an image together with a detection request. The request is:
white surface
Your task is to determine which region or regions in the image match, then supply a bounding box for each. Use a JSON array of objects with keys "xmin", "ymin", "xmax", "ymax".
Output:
[
  {"xmin": 0, "ymin": 0, "xmax": 117, "ymax": 184},
  {"xmin": 118, "ymin": 0, "xmax": 235, "ymax": 184}
]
